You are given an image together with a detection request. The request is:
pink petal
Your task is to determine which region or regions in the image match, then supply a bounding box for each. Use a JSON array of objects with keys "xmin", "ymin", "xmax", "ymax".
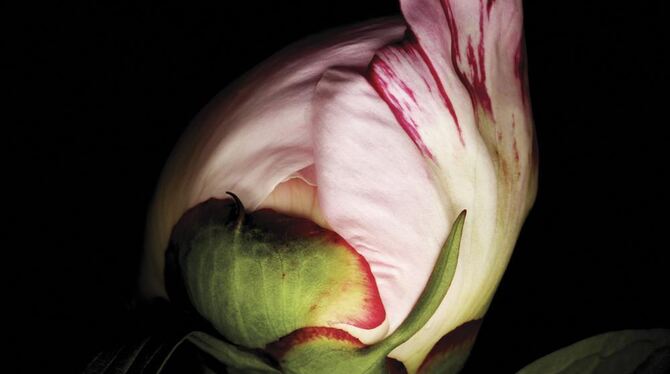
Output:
[
  {"xmin": 142, "ymin": 18, "xmax": 406, "ymax": 299},
  {"xmin": 396, "ymin": 0, "xmax": 533, "ymax": 173},
  {"xmin": 371, "ymin": 1, "xmax": 536, "ymax": 369},
  {"xmin": 312, "ymin": 68, "xmax": 448, "ymax": 333}
]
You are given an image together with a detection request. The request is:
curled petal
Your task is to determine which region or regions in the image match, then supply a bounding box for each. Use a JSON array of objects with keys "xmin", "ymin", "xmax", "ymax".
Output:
[
  {"xmin": 142, "ymin": 19, "xmax": 406, "ymax": 299},
  {"xmin": 312, "ymin": 68, "xmax": 448, "ymax": 334},
  {"xmin": 366, "ymin": 0, "xmax": 537, "ymax": 370}
]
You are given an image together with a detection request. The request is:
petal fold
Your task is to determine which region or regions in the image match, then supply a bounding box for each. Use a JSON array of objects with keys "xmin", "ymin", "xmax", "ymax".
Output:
[
  {"xmin": 312, "ymin": 68, "xmax": 448, "ymax": 334},
  {"xmin": 142, "ymin": 19, "xmax": 406, "ymax": 298},
  {"xmin": 366, "ymin": 1, "xmax": 537, "ymax": 370}
]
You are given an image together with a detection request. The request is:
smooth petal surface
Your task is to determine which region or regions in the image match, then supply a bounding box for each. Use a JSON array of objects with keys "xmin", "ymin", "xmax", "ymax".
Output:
[
  {"xmin": 142, "ymin": 18, "xmax": 406, "ymax": 300},
  {"xmin": 367, "ymin": 0, "xmax": 537, "ymax": 370},
  {"xmin": 312, "ymin": 68, "xmax": 447, "ymax": 334}
]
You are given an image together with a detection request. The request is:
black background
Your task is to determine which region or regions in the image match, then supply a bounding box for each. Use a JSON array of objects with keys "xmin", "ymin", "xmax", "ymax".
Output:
[{"xmin": 8, "ymin": 0, "xmax": 669, "ymax": 372}]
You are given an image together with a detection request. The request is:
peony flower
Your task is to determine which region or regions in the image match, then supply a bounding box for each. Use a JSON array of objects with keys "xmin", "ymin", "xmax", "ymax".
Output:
[{"xmin": 141, "ymin": 0, "xmax": 538, "ymax": 372}]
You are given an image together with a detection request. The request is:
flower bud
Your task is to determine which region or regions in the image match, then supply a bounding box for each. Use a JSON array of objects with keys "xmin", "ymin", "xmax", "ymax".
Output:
[{"xmin": 143, "ymin": 0, "xmax": 537, "ymax": 372}]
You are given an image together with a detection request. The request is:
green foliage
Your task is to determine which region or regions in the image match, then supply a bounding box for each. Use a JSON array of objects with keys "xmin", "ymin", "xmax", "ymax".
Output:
[
  {"xmin": 517, "ymin": 329, "xmax": 670, "ymax": 374},
  {"xmin": 186, "ymin": 332, "xmax": 280, "ymax": 373},
  {"xmin": 270, "ymin": 211, "xmax": 466, "ymax": 373},
  {"xmin": 179, "ymin": 216, "xmax": 376, "ymax": 348},
  {"xmin": 375, "ymin": 210, "xmax": 465, "ymax": 354},
  {"xmin": 84, "ymin": 209, "xmax": 466, "ymax": 373}
]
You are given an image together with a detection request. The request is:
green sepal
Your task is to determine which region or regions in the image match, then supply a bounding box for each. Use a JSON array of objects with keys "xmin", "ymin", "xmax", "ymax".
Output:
[
  {"xmin": 517, "ymin": 329, "xmax": 670, "ymax": 374},
  {"xmin": 174, "ymin": 195, "xmax": 386, "ymax": 349},
  {"xmin": 273, "ymin": 211, "xmax": 466, "ymax": 373},
  {"xmin": 174, "ymin": 196, "xmax": 466, "ymax": 373}
]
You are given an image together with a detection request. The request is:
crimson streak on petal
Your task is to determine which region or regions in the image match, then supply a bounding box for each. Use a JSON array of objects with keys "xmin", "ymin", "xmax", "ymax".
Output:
[
  {"xmin": 370, "ymin": 0, "xmax": 518, "ymax": 153},
  {"xmin": 368, "ymin": 55, "xmax": 436, "ymax": 159},
  {"xmin": 368, "ymin": 33, "xmax": 466, "ymax": 157},
  {"xmin": 407, "ymin": 32, "xmax": 463, "ymax": 144},
  {"xmin": 442, "ymin": 0, "xmax": 494, "ymax": 118}
]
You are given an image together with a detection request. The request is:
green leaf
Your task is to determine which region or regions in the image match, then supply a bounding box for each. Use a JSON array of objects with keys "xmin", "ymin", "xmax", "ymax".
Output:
[
  {"xmin": 84, "ymin": 334, "xmax": 186, "ymax": 374},
  {"xmin": 84, "ymin": 331, "xmax": 279, "ymax": 374},
  {"xmin": 517, "ymin": 329, "xmax": 670, "ymax": 374},
  {"xmin": 374, "ymin": 210, "xmax": 466, "ymax": 354},
  {"xmin": 85, "ymin": 210, "xmax": 466, "ymax": 374},
  {"xmin": 186, "ymin": 331, "xmax": 281, "ymax": 373}
]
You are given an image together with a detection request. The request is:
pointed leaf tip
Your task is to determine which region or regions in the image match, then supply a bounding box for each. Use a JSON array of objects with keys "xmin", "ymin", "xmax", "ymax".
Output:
[
  {"xmin": 225, "ymin": 191, "xmax": 246, "ymax": 230},
  {"xmin": 374, "ymin": 210, "xmax": 466, "ymax": 353}
]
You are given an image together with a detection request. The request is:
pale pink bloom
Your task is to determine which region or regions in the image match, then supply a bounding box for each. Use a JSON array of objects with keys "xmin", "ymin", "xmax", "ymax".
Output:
[{"xmin": 142, "ymin": 0, "xmax": 537, "ymax": 371}]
